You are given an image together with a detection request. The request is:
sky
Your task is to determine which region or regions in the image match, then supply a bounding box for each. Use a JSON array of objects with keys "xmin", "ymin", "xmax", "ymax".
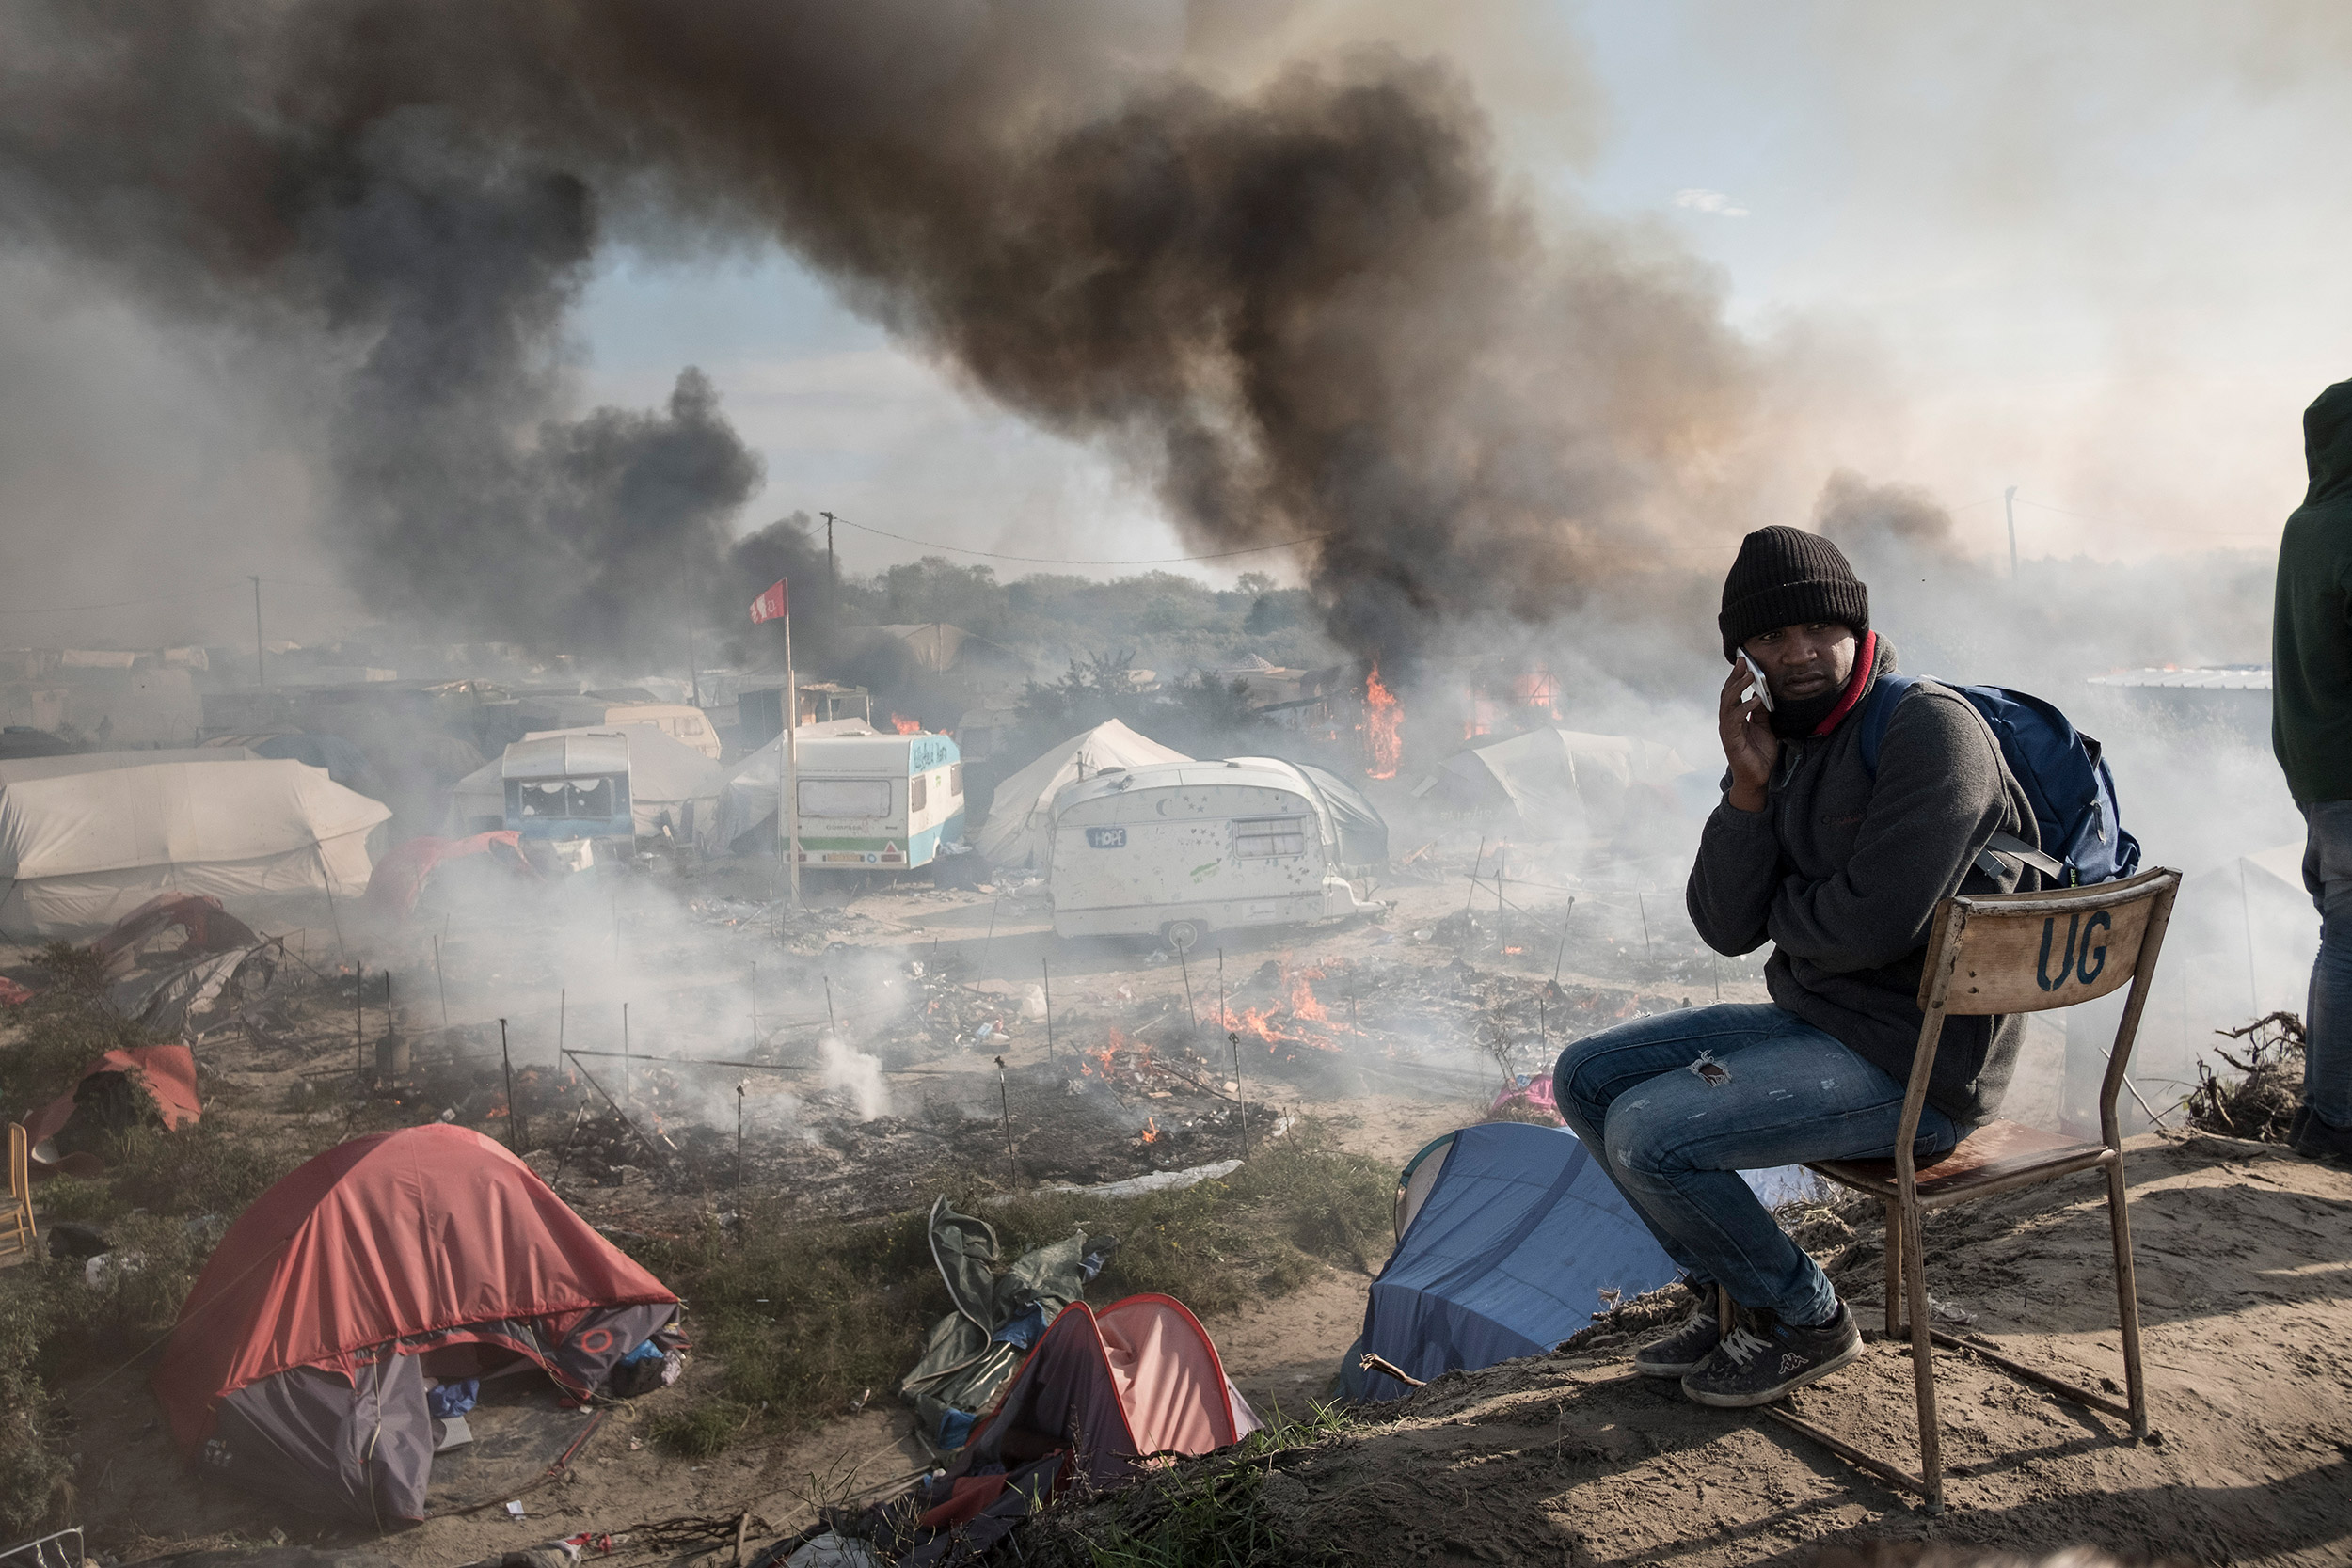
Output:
[{"xmin": 6, "ymin": 0, "xmax": 2351, "ymax": 641}]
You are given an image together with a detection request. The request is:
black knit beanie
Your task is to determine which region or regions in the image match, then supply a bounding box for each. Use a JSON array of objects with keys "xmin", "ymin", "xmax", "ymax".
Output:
[{"xmin": 1717, "ymin": 526, "xmax": 1869, "ymax": 659}]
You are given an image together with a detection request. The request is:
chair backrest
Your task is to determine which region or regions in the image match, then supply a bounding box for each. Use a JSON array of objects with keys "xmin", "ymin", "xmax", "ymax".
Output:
[
  {"xmin": 1918, "ymin": 866, "xmax": 2182, "ymax": 1019},
  {"xmin": 1909, "ymin": 867, "xmax": 2182, "ymax": 1148},
  {"xmin": 8, "ymin": 1120, "xmax": 25, "ymax": 1200}
]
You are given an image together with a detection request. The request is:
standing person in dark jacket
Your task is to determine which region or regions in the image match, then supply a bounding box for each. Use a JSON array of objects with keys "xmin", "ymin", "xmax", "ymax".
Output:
[
  {"xmin": 2270, "ymin": 378, "xmax": 2352, "ymax": 1164},
  {"xmin": 1550, "ymin": 526, "xmax": 2039, "ymax": 1407}
]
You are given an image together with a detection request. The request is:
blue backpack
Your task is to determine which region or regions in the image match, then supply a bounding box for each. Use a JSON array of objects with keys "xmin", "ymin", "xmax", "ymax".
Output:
[{"xmin": 1857, "ymin": 674, "xmax": 2140, "ymax": 888}]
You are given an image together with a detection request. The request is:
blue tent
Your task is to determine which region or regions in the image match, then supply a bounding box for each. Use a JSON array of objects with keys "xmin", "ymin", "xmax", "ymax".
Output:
[{"xmin": 1343, "ymin": 1122, "xmax": 1811, "ymax": 1401}]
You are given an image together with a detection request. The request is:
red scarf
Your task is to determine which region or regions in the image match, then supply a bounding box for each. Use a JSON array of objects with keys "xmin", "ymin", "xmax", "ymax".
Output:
[{"xmin": 1810, "ymin": 630, "xmax": 1879, "ymax": 737}]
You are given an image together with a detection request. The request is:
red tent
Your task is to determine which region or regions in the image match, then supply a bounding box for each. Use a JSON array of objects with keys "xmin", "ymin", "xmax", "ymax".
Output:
[
  {"xmin": 23, "ymin": 1042, "xmax": 200, "ymax": 1147},
  {"xmin": 362, "ymin": 832, "xmax": 531, "ymax": 922},
  {"xmin": 883, "ymin": 1295, "xmax": 1260, "ymax": 1564},
  {"xmin": 152, "ymin": 1124, "xmax": 676, "ymax": 1526}
]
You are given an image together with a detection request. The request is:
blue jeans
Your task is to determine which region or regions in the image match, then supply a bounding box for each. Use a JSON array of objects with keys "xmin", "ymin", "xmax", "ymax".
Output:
[
  {"xmin": 1551, "ymin": 1004, "xmax": 1963, "ymax": 1325},
  {"xmin": 2301, "ymin": 801, "xmax": 2352, "ymax": 1128}
]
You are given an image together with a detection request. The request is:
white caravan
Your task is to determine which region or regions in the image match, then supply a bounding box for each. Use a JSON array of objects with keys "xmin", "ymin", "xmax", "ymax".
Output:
[{"xmin": 1044, "ymin": 758, "xmax": 1381, "ymax": 950}]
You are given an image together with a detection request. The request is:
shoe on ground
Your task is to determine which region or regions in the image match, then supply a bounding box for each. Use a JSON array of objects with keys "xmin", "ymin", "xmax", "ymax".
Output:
[
  {"xmin": 1634, "ymin": 1297, "xmax": 1724, "ymax": 1379},
  {"xmin": 1680, "ymin": 1303, "xmax": 1863, "ymax": 1408},
  {"xmin": 2291, "ymin": 1105, "xmax": 2352, "ymax": 1164}
]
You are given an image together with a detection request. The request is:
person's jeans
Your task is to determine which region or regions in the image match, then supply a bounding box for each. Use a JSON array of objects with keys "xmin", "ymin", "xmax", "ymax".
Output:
[
  {"xmin": 1551, "ymin": 1003, "xmax": 1963, "ymax": 1325},
  {"xmin": 2300, "ymin": 800, "xmax": 2352, "ymax": 1129}
]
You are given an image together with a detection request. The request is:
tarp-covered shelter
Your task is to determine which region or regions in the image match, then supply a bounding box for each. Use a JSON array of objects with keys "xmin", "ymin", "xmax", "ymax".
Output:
[
  {"xmin": 204, "ymin": 731, "xmax": 380, "ymax": 793},
  {"xmin": 1429, "ymin": 728, "xmax": 1697, "ymax": 840},
  {"xmin": 449, "ymin": 724, "xmax": 722, "ymax": 845},
  {"xmin": 0, "ymin": 754, "xmax": 389, "ymax": 935},
  {"xmin": 974, "ymin": 721, "xmax": 1190, "ymax": 869},
  {"xmin": 151, "ymin": 1124, "xmax": 679, "ymax": 1527},
  {"xmin": 1344, "ymin": 1122, "xmax": 1812, "ymax": 1401}
]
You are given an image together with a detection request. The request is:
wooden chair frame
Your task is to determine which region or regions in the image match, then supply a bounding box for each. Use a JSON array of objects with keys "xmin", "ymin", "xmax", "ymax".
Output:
[
  {"xmin": 1759, "ymin": 865, "xmax": 2181, "ymax": 1513},
  {"xmin": 3, "ymin": 1121, "xmax": 36, "ymax": 1259}
]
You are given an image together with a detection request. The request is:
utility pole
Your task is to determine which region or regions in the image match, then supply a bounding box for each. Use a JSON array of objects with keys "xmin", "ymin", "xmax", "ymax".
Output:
[
  {"xmin": 2004, "ymin": 486, "xmax": 2019, "ymax": 580},
  {"xmin": 821, "ymin": 512, "xmax": 838, "ymax": 589},
  {"xmin": 249, "ymin": 576, "xmax": 265, "ymax": 689}
]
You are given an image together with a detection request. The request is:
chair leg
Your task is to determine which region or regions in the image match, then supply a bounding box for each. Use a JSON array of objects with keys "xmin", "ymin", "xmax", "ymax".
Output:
[
  {"xmin": 1883, "ymin": 1198, "xmax": 1903, "ymax": 1338},
  {"xmin": 1899, "ymin": 1189, "xmax": 1943, "ymax": 1513},
  {"xmin": 2104, "ymin": 1154, "xmax": 2150, "ymax": 1439},
  {"xmin": 1716, "ymin": 1283, "xmax": 1734, "ymax": 1336}
]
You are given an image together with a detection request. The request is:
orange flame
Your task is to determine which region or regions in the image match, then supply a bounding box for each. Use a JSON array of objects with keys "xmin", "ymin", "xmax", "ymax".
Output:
[
  {"xmin": 1140, "ymin": 1116, "xmax": 1159, "ymax": 1144},
  {"xmin": 1363, "ymin": 668, "xmax": 1402, "ymax": 779},
  {"xmin": 890, "ymin": 713, "xmax": 923, "ymax": 735}
]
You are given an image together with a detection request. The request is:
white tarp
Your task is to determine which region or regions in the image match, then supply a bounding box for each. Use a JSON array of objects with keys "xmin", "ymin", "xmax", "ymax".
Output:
[
  {"xmin": 712, "ymin": 719, "xmax": 882, "ymax": 849},
  {"xmin": 448, "ymin": 724, "xmax": 724, "ymax": 842},
  {"xmin": 0, "ymin": 756, "xmax": 389, "ymax": 934},
  {"xmin": 975, "ymin": 721, "xmax": 1191, "ymax": 869},
  {"xmin": 1436, "ymin": 728, "xmax": 1696, "ymax": 839}
]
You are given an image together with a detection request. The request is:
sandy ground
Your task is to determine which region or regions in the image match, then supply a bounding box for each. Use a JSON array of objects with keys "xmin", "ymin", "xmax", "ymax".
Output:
[{"xmin": 1198, "ymin": 1130, "xmax": 2352, "ymax": 1568}]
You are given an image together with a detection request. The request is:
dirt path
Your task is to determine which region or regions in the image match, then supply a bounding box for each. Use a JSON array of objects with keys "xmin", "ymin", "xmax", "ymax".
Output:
[{"xmin": 1202, "ymin": 1131, "xmax": 2352, "ymax": 1567}]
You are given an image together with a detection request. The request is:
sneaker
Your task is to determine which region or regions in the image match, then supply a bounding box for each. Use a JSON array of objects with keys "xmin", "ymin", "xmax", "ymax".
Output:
[
  {"xmin": 1679, "ymin": 1303, "xmax": 1863, "ymax": 1408},
  {"xmin": 1634, "ymin": 1298, "xmax": 1724, "ymax": 1379},
  {"xmin": 2292, "ymin": 1105, "xmax": 2352, "ymax": 1165}
]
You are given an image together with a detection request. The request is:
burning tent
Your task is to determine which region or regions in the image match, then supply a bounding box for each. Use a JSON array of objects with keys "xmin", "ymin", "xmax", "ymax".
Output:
[
  {"xmin": 1424, "ymin": 728, "xmax": 1699, "ymax": 842},
  {"xmin": 0, "ymin": 753, "xmax": 389, "ymax": 934},
  {"xmin": 973, "ymin": 720, "xmax": 1190, "ymax": 870}
]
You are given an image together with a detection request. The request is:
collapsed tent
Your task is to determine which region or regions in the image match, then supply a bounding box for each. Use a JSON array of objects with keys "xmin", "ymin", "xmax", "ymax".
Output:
[
  {"xmin": 1343, "ymin": 1121, "xmax": 1811, "ymax": 1401},
  {"xmin": 89, "ymin": 892, "xmax": 281, "ymax": 1037},
  {"xmin": 448, "ymin": 724, "xmax": 723, "ymax": 845},
  {"xmin": 974, "ymin": 721, "xmax": 1189, "ymax": 869},
  {"xmin": 361, "ymin": 831, "xmax": 532, "ymax": 922},
  {"xmin": 860, "ymin": 1296, "xmax": 1258, "ymax": 1567},
  {"xmin": 1426, "ymin": 728, "xmax": 1698, "ymax": 840},
  {"xmin": 24, "ymin": 1042, "xmax": 201, "ymax": 1164},
  {"xmin": 709, "ymin": 718, "xmax": 882, "ymax": 849},
  {"xmin": 901, "ymin": 1197, "xmax": 1108, "ymax": 1451},
  {"xmin": 0, "ymin": 754, "xmax": 390, "ymax": 934},
  {"xmin": 151, "ymin": 1124, "xmax": 679, "ymax": 1527}
]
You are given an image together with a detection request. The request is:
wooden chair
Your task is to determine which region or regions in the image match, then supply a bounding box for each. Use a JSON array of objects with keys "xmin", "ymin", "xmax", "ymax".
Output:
[
  {"xmin": 3, "ymin": 1121, "xmax": 36, "ymax": 1259},
  {"xmin": 1764, "ymin": 866, "xmax": 2182, "ymax": 1513}
]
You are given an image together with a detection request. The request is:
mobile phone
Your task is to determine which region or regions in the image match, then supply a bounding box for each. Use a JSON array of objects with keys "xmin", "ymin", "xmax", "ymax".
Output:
[{"xmin": 1738, "ymin": 651, "xmax": 1774, "ymax": 712}]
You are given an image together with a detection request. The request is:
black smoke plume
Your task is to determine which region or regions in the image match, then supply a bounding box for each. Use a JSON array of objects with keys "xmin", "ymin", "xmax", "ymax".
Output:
[{"xmin": 0, "ymin": 1, "xmax": 1760, "ymax": 669}]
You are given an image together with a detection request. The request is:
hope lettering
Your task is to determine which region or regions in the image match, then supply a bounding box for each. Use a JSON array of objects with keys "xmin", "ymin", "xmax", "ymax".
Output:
[{"xmin": 2035, "ymin": 910, "xmax": 2112, "ymax": 991}]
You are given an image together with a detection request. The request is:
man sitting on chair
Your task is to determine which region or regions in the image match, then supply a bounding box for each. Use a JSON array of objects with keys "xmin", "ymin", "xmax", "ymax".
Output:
[{"xmin": 1552, "ymin": 526, "xmax": 2040, "ymax": 1408}]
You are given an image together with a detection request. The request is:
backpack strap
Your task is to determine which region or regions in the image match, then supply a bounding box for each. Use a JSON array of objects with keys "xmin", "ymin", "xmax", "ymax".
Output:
[
  {"xmin": 1853, "ymin": 672, "xmax": 1919, "ymax": 777},
  {"xmin": 1858, "ymin": 673, "xmax": 2068, "ymax": 884}
]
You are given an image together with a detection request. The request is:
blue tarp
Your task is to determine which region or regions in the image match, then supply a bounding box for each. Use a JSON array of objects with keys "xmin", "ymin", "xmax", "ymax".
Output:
[{"xmin": 1345, "ymin": 1123, "xmax": 1815, "ymax": 1401}]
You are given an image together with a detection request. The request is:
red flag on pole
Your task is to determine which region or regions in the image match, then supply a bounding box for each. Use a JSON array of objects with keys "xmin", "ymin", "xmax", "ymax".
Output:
[{"xmin": 749, "ymin": 579, "xmax": 787, "ymax": 625}]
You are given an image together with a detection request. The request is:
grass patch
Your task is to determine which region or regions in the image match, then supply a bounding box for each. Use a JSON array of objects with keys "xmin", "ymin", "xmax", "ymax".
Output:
[
  {"xmin": 983, "ymin": 1403, "xmax": 1353, "ymax": 1567},
  {"xmin": 628, "ymin": 1119, "xmax": 1392, "ymax": 1457},
  {"xmin": 648, "ymin": 1398, "xmax": 753, "ymax": 1459},
  {"xmin": 0, "ymin": 942, "xmax": 156, "ymax": 1129}
]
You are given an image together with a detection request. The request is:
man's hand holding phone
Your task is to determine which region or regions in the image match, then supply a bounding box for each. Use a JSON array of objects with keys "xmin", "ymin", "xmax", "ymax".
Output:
[{"xmin": 1718, "ymin": 655, "xmax": 1777, "ymax": 815}]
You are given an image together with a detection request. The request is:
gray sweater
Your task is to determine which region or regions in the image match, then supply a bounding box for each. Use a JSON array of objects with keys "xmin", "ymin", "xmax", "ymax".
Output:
[{"xmin": 1685, "ymin": 645, "xmax": 2040, "ymax": 1126}]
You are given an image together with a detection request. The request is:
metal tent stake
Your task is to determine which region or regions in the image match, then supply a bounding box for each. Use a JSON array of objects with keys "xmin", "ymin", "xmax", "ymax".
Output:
[
  {"xmin": 621, "ymin": 1002, "xmax": 631, "ymax": 1106},
  {"xmin": 995, "ymin": 1055, "xmax": 1017, "ymax": 1189},
  {"xmin": 355, "ymin": 962, "xmax": 365, "ymax": 1085},
  {"xmin": 1177, "ymin": 940, "xmax": 1195, "ymax": 1027},
  {"xmin": 1553, "ymin": 896, "xmax": 1577, "ymax": 983},
  {"xmin": 736, "ymin": 1082, "xmax": 746, "ymax": 1192},
  {"xmin": 499, "ymin": 1018, "xmax": 522, "ymax": 1154},
  {"xmin": 1041, "ymin": 958, "xmax": 1055, "ymax": 1061},
  {"xmin": 434, "ymin": 934, "xmax": 450, "ymax": 1035}
]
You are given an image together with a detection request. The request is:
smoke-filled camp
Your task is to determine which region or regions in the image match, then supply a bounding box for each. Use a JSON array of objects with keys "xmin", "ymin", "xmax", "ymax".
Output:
[{"xmin": 3, "ymin": 7, "xmax": 2352, "ymax": 1568}]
